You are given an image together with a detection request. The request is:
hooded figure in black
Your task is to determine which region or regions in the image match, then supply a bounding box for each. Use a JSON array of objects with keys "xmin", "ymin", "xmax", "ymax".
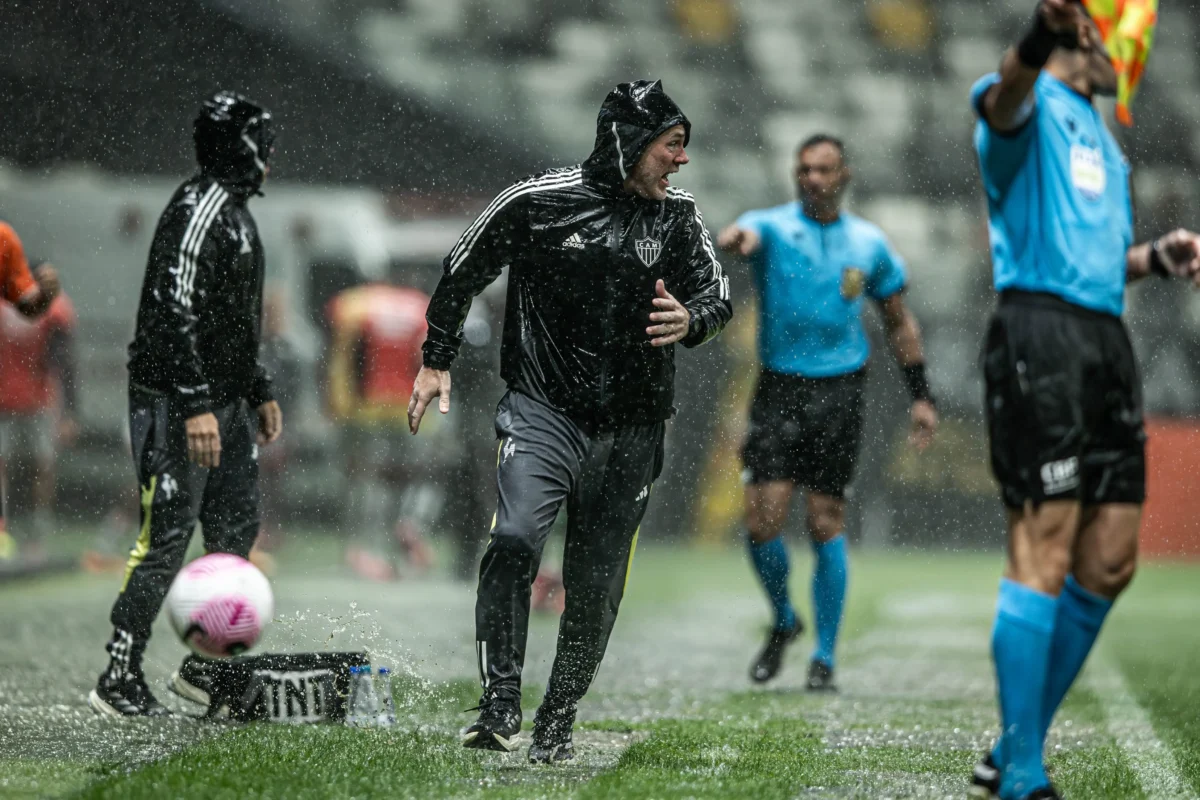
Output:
[
  {"xmin": 90, "ymin": 91, "xmax": 284, "ymax": 718},
  {"xmin": 410, "ymin": 80, "xmax": 732, "ymax": 762}
]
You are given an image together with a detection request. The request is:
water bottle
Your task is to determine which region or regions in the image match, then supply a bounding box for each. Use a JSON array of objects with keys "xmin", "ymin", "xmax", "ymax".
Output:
[
  {"xmin": 346, "ymin": 665, "xmax": 379, "ymax": 727},
  {"xmin": 375, "ymin": 667, "xmax": 397, "ymax": 727}
]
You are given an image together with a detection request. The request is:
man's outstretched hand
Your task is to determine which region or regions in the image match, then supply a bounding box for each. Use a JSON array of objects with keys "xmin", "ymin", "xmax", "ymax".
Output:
[
  {"xmin": 1157, "ymin": 229, "xmax": 1200, "ymax": 286},
  {"xmin": 647, "ymin": 279, "xmax": 691, "ymax": 347},
  {"xmin": 716, "ymin": 225, "xmax": 760, "ymax": 257},
  {"xmin": 408, "ymin": 366, "xmax": 452, "ymax": 434}
]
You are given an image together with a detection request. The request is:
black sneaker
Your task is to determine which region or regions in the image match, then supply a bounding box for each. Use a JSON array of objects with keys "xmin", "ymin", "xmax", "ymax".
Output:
[
  {"xmin": 968, "ymin": 752, "xmax": 1001, "ymax": 799},
  {"xmin": 805, "ymin": 659, "xmax": 837, "ymax": 692},
  {"xmin": 169, "ymin": 655, "xmax": 223, "ymax": 707},
  {"xmin": 749, "ymin": 618, "xmax": 804, "ymax": 683},
  {"xmin": 460, "ymin": 686, "xmax": 522, "ymax": 752},
  {"xmin": 1020, "ymin": 787, "xmax": 1061, "ymax": 800},
  {"xmin": 528, "ymin": 702, "xmax": 576, "ymax": 764},
  {"xmin": 88, "ymin": 671, "xmax": 171, "ymax": 718}
]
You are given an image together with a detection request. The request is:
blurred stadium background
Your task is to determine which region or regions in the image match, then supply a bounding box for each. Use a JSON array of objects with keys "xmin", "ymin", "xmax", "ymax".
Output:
[{"xmin": 4, "ymin": 0, "xmax": 1200, "ymax": 576}]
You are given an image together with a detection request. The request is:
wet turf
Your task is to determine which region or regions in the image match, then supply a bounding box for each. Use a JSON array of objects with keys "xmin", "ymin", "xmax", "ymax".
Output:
[{"xmin": 2, "ymin": 546, "xmax": 1197, "ymax": 798}]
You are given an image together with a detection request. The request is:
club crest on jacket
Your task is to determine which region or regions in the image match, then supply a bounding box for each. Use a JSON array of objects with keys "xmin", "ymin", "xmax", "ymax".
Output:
[{"xmin": 635, "ymin": 237, "xmax": 662, "ymax": 267}]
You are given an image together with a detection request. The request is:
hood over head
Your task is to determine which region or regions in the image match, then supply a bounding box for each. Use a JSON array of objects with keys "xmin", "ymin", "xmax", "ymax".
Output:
[
  {"xmin": 194, "ymin": 91, "xmax": 275, "ymax": 197},
  {"xmin": 583, "ymin": 79, "xmax": 690, "ymax": 194}
]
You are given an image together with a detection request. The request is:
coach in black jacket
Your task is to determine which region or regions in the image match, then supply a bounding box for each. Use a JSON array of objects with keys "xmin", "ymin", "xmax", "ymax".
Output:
[
  {"xmin": 90, "ymin": 92, "xmax": 282, "ymax": 718},
  {"xmin": 409, "ymin": 79, "xmax": 732, "ymax": 762}
]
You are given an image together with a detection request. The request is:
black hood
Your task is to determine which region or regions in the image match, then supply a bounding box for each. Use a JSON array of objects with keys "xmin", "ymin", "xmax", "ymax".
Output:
[
  {"xmin": 194, "ymin": 91, "xmax": 275, "ymax": 197},
  {"xmin": 582, "ymin": 79, "xmax": 691, "ymax": 195}
]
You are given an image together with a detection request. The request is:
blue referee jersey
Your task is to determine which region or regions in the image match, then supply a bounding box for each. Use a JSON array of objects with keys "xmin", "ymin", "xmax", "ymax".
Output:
[
  {"xmin": 736, "ymin": 203, "xmax": 907, "ymax": 378},
  {"xmin": 971, "ymin": 72, "xmax": 1134, "ymax": 316}
]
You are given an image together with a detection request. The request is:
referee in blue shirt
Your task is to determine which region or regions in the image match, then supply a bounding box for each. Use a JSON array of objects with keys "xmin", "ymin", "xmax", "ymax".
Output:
[
  {"xmin": 969, "ymin": 3, "xmax": 1200, "ymax": 799},
  {"xmin": 718, "ymin": 134, "xmax": 938, "ymax": 691}
]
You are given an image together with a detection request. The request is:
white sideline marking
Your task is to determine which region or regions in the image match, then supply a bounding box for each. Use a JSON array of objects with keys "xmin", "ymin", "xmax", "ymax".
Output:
[{"xmin": 1085, "ymin": 655, "xmax": 1197, "ymax": 800}]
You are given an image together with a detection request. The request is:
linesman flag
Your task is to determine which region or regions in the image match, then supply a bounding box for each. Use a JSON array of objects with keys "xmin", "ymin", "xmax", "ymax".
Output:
[{"xmin": 1082, "ymin": 0, "xmax": 1159, "ymax": 125}]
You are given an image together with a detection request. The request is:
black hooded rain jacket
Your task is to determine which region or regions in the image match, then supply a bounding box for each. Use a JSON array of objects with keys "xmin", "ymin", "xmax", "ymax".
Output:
[
  {"xmin": 422, "ymin": 79, "xmax": 732, "ymax": 427},
  {"xmin": 127, "ymin": 93, "xmax": 275, "ymax": 418}
]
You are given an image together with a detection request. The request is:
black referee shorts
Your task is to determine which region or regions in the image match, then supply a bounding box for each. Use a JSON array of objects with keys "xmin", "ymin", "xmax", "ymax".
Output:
[
  {"xmin": 983, "ymin": 291, "xmax": 1146, "ymax": 509},
  {"xmin": 740, "ymin": 368, "xmax": 866, "ymax": 499}
]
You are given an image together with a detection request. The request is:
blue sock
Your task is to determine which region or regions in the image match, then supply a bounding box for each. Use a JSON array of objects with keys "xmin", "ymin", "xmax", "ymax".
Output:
[
  {"xmin": 747, "ymin": 535, "xmax": 796, "ymax": 631},
  {"xmin": 992, "ymin": 579, "xmax": 1057, "ymax": 800},
  {"xmin": 991, "ymin": 576, "xmax": 1115, "ymax": 766},
  {"xmin": 811, "ymin": 534, "xmax": 848, "ymax": 668},
  {"xmin": 1041, "ymin": 575, "xmax": 1112, "ymax": 741}
]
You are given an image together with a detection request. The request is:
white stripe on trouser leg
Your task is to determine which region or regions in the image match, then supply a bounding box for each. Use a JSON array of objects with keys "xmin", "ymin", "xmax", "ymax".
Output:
[{"xmin": 478, "ymin": 641, "xmax": 489, "ymax": 689}]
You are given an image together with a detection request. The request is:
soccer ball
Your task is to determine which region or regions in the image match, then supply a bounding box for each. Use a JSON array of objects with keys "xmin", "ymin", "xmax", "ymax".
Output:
[{"xmin": 165, "ymin": 553, "xmax": 274, "ymax": 658}]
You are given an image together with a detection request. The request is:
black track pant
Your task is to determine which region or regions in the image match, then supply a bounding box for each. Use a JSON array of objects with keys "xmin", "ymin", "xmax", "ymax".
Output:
[
  {"xmin": 476, "ymin": 390, "xmax": 664, "ymax": 709},
  {"xmin": 110, "ymin": 388, "xmax": 261, "ymax": 642}
]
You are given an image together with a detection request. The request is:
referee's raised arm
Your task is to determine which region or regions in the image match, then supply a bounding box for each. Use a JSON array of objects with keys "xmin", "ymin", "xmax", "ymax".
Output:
[{"xmin": 982, "ymin": 0, "xmax": 1087, "ymax": 132}]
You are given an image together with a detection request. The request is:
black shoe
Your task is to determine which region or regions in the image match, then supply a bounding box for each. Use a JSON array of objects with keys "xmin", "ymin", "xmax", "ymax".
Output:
[
  {"xmin": 968, "ymin": 752, "xmax": 1001, "ymax": 799},
  {"xmin": 460, "ymin": 686, "xmax": 522, "ymax": 752},
  {"xmin": 1020, "ymin": 787, "xmax": 1061, "ymax": 800},
  {"xmin": 169, "ymin": 655, "xmax": 225, "ymax": 707},
  {"xmin": 749, "ymin": 618, "xmax": 804, "ymax": 683},
  {"xmin": 88, "ymin": 671, "xmax": 171, "ymax": 718},
  {"xmin": 529, "ymin": 702, "xmax": 576, "ymax": 764},
  {"xmin": 805, "ymin": 659, "xmax": 837, "ymax": 692}
]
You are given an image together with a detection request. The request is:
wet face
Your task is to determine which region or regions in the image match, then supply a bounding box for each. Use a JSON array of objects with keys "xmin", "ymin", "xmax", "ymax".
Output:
[
  {"xmin": 796, "ymin": 142, "xmax": 848, "ymax": 212},
  {"xmin": 624, "ymin": 125, "xmax": 689, "ymax": 201}
]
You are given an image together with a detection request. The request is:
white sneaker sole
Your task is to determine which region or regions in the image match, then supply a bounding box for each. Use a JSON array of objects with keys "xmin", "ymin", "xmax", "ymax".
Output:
[
  {"xmin": 169, "ymin": 672, "xmax": 210, "ymax": 706},
  {"xmin": 87, "ymin": 689, "xmax": 126, "ymax": 718},
  {"xmin": 460, "ymin": 729, "xmax": 521, "ymax": 752}
]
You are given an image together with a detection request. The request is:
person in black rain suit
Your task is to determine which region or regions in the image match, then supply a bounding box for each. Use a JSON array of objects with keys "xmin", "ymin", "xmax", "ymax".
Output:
[
  {"xmin": 89, "ymin": 91, "xmax": 283, "ymax": 717},
  {"xmin": 408, "ymin": 79, "xmax": 732, "ymax": 763}
]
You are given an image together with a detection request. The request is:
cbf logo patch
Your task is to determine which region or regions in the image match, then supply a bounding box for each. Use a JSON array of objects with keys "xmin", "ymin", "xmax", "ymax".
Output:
[
  {"xmin": 1070, "ymin": 144, "xmax": 1106, "ymax": 200},
  {"xmin": 841, "ymin": 267, "xmax": 866, "ymax": 300},
  {"xmin": 1040, "ymin": 456, "xmax": 1080, "ymax": 495},
  {"xmin": 635, "ymin": 237, "xmax": 662, "ymax": 268}
]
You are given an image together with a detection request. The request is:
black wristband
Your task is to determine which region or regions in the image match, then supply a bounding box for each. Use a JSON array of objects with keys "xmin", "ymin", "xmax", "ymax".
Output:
[
  {"xmin": 903, "ymin": 363, "xmax": 935, "ymax": 405},
  {"xmin": 1018, "ymin": 10, "xmax": 1060, "ymax": 69},
  {"xmin": 1149, "ymin": 238, "xmax": 1172, "ymax": 279}
]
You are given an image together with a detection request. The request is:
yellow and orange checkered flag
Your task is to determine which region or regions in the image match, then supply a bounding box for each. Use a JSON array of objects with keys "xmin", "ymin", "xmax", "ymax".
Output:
[{"xmin": 1082, "ymin": 0, "xmax": 1159, "ymax": 125}]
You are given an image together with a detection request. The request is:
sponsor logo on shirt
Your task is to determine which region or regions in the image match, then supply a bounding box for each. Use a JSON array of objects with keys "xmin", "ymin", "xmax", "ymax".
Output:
[
  {"xmin": 1070, "ymin": 144, "xmax": 1106, "ymax": 200},
  {"xmin": 562, "ymin": 232, "xmax": 585, "ymax": 250}
]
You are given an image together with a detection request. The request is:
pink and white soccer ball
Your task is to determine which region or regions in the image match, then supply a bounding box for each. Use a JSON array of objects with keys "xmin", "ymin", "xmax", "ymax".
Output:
[{"xmin": 165, "ymin": 553, "xmax": 274, "ymax": 658}]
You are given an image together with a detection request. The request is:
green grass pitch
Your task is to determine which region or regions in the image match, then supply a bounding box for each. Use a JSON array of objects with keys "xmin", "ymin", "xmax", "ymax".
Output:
[{"xmin": 2, "ymin": 544, "xmax": 1198, "ymax": 799}]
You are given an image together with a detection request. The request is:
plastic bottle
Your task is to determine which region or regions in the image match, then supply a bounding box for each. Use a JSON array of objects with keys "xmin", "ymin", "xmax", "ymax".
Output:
[
  {"xmin": 375, "ymin": 667, "xmax": 397, "ymax": 727},
  {"xmin": 346, "ymin": 665, "xmax": 379, "ymax": 727}
]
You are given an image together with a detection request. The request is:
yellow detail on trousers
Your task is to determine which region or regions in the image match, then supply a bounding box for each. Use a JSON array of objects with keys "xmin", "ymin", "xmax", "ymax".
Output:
[
  {"xmin": 623, "ymin": 528, "xmax": 640, "ymax": 595},
  {"xmin": 120, "ymin": 476, "xmax": 157, "ymax": 593}
]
